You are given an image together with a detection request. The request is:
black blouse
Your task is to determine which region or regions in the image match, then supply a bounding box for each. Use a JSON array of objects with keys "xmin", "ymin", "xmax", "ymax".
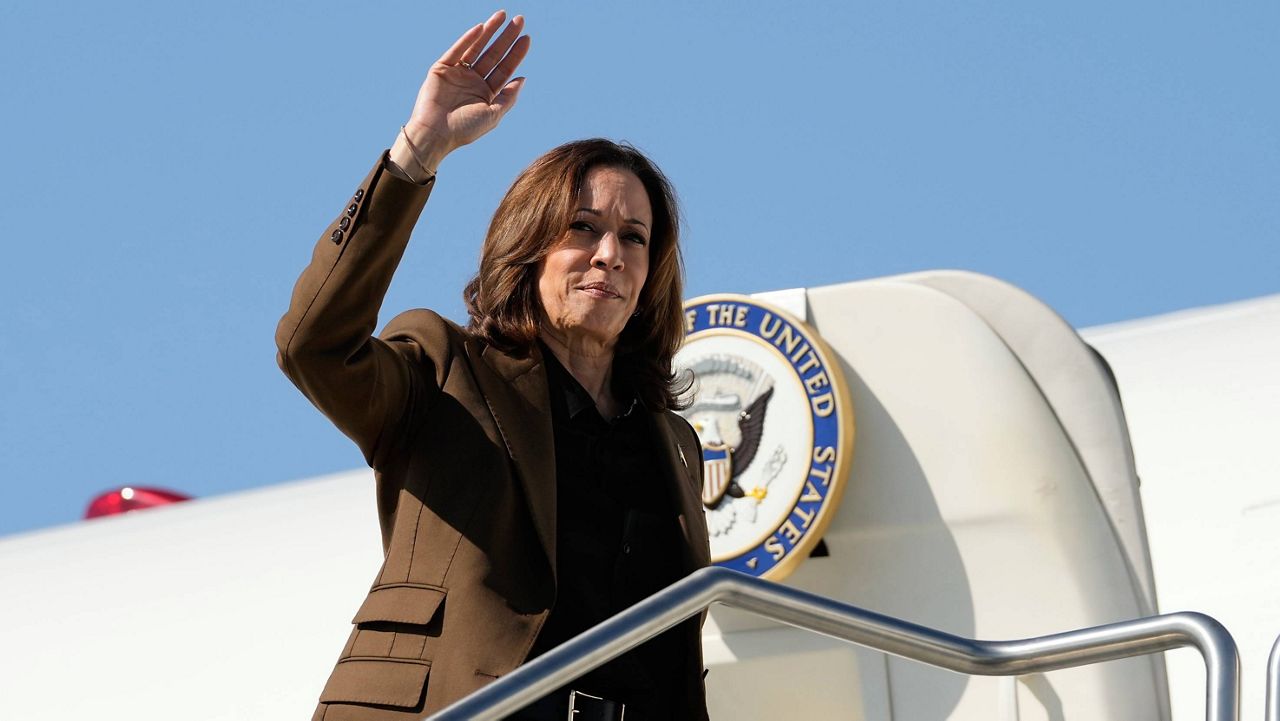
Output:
[{"xmin": 524, "ymin": 346, "xmax": 687, "ymax": 714}]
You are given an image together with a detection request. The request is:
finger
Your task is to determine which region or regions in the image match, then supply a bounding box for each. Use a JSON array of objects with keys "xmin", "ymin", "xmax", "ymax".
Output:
[
  {"xmin": 439, "ymin": 22, "xmax": 485, "ymax": 65},
  {"xmin": 485, "ymin": 34, "xmax": 531, "ymax": 94},
  {"xmin": 462, "ymin": 10, "xmax": 507, "ymax": 65},
  {"xmin": 491, "ymin": 77, "xmax": 526, "ymax": 116},
  {"xmin": 471, "ymin": 15, "xmax": 524, "ymax": 78}
]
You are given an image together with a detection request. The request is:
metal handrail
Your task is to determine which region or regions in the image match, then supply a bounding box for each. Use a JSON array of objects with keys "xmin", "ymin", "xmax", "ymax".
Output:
[
  {"xmin": 1267, "ymin": 633, "xmax": 1280, "ymax": 721},
  {"xmin": 429, "ymin": 566, "xmax": 1239, "ymax": 720}
]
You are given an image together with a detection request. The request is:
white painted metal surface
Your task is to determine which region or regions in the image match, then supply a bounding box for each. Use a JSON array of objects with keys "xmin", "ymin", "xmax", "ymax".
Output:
[
  {"xmin": 0, "ymin": 278, "xmax": 1274, "ymax": 720},
  {"xmin": 703, "ymin": 276, "xmax": 1166, "ymax": 719},
  {"xmin": 1084, "ymin": 294, "xmax": 1280, "ymax": 721},
  {"xmin": 0, "ymin": 471, "xmax": 383, "ymax": 720}
]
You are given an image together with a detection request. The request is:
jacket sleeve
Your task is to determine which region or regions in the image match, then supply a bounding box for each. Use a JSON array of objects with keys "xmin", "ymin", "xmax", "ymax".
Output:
[{"xmin": 275, "ymin": 152, "xmax": 441, "ymax": 467}]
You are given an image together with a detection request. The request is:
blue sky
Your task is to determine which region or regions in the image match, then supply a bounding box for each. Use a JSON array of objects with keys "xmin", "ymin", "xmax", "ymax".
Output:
[{"xmin": 1, "ymin": 1, "xmax": 1276, "ymax": 538}]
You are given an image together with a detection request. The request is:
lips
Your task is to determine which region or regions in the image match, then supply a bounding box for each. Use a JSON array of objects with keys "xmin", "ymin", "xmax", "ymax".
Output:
[{"xmin": 576, "ymin": 281, "xmax": 621, "ymax": 299}]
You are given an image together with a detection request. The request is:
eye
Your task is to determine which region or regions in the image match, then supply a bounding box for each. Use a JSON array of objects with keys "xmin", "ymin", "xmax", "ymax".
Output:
[
  {"xmin": 570, "ymin": 220, "xmax": 594, "ymax": 233},
  {"xmin": 625, "ymin": 232, "xmax": 648, "ymax": 246}
]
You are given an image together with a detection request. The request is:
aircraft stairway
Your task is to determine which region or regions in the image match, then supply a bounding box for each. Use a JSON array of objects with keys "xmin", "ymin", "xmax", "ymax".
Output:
[
  {"xmin": 434, "ymin": 271, "xmax": 1256, "ymax": 720},
  {"xmin": 5, "ymin": 274, "xmax": 1273, "ymax": 719},
  {"xmin": 428, "ymin": 566, "xmax": 1240, "ymax": 720}
]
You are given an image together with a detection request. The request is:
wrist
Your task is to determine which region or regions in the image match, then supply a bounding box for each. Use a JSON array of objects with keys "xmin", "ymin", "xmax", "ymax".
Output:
[
  {"xmin": 397, "ymin": 121, "xmax": 450, "ymax": 173},
  {"xmin": 389, "ymin": 134, "xmax": 430, "ymax": 183}
]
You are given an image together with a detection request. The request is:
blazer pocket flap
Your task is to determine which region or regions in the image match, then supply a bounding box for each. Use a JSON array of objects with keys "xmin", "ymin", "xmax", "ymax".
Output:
[
  {"xmin": 353, "ymin": 584, "xmax": 446, "ymax": 625},
  {"xmin": 320, "ymin": 657, "xmax": 430, "ymax": 708}
]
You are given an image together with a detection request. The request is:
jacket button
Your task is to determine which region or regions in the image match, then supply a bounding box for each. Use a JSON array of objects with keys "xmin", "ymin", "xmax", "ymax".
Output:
[
  {"xmin": 330, "ymin": 228, "xmax": 344, "ymax": 244},
  {"xmin": 353, "ymin": 188, "xmax": 365, "ymax": 201},
  {"xmin": 346, "ymin": 203, "xmax": 358, "ymax": 217},
  {"xmin": 339, "ymin": 216, "xmax": 350, "ymax": 230}
]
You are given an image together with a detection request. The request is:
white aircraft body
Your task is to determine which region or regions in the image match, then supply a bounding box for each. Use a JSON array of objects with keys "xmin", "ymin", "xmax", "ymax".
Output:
[{"xmin": 0, "ymin": 273, "xmax": 1275, "ymax": 720}]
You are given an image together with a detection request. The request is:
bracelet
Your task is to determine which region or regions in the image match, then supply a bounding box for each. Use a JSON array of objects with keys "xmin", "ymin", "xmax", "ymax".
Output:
[
  {"xmin": 400, "ymin": 125, "xmax": 437, "ymax": 182},
  {"xmin": 386, "ymin": 158, "xmax": 426, "ymax": 185}
]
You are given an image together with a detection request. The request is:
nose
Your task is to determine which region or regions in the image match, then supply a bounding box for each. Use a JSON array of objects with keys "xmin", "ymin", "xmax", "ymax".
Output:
[{"xmin": 591, "ymin": 232, "xmax": 624, "ymax": 271}]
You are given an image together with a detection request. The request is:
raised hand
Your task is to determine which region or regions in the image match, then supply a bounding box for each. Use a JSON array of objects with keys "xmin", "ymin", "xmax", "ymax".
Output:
[{"xmin": 393, "ymin": 11, "xmax": 531, "ymax": 177}]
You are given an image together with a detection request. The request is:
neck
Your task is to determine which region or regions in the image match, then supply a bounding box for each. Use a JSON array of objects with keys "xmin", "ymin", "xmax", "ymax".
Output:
[{"xmin": 539, "ymin": 330, "xmax": 624, "ymax": 418}]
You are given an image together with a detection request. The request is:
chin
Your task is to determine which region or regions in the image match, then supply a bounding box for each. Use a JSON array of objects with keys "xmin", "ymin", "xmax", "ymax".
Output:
[{"xmin": 570, "ymin": 318, "xmax": 628, "ymax": 345}]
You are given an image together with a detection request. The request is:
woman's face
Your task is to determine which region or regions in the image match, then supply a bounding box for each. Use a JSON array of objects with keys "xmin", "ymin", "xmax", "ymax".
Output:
[{"xmin": 537, "ymin": 165, "xmax": 653, "ymax": 350}]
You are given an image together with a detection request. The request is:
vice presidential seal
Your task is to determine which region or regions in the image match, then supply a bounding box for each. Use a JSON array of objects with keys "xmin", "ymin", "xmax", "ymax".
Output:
[{"xmin": 676, "ymin": 294, "xmax": 854, "ymax": 580}]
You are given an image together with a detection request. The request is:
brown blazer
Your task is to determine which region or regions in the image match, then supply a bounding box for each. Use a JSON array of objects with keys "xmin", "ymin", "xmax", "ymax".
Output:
[{"xmin": 276, "ymin": 155, "xmax": 711, "ymax": 721}]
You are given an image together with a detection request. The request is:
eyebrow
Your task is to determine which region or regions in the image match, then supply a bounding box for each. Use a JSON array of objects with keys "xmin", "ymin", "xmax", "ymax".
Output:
[{"xmin": 575, "ymin": 207, "xmax": 649, "ymax": 229}]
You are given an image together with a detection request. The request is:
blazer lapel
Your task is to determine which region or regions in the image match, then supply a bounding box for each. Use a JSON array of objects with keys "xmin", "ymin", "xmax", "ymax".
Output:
[
  {"xmin": 465, "ymin": 338, "xmax": 709, "ymax": 579},
  {"xmin": 468, "ymin": 341, "xmax": 558, "ymax": 580},
  {"xmin": 651, "ymin": 412, "xmax": 712, "ymax": 570}
]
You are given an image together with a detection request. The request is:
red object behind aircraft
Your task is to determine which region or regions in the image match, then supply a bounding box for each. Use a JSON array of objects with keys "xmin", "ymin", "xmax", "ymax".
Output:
[{"xmin": 84, "ymin": 486, "xmax": 193, "ymax": 519}]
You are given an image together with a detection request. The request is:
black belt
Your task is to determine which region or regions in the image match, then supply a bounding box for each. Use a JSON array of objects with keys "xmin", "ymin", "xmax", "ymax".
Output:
[
  {"xmin": 511, "ymin": 689, "xmax": 626, "ymax": 721},
  {"xmin": 568, "ymin": 690, "xmax": 625, "ymax": 721}
]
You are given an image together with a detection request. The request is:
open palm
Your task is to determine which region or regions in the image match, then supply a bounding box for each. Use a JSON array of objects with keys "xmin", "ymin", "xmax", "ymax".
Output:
[{"xmin": 405, "ymin": 12, "xmax": 531, "ymax": 161}]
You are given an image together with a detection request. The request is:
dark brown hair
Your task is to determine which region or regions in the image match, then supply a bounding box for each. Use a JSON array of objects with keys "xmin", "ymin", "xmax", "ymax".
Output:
[{"xmin": 464, "ymin": 138, "xmax": 689, "ymax": 411}]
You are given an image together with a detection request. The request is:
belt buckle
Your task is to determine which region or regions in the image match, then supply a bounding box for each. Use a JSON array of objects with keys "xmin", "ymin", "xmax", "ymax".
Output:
[{"xmin": 567, "ymin": 690, "xmax": 625, "ymax": 721}]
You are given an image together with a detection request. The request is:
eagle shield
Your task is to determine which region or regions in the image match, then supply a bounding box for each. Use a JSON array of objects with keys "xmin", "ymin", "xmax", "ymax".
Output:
[{"xmin": 701, "ymin": 443, "xmax": 733, "ymax": 507}]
